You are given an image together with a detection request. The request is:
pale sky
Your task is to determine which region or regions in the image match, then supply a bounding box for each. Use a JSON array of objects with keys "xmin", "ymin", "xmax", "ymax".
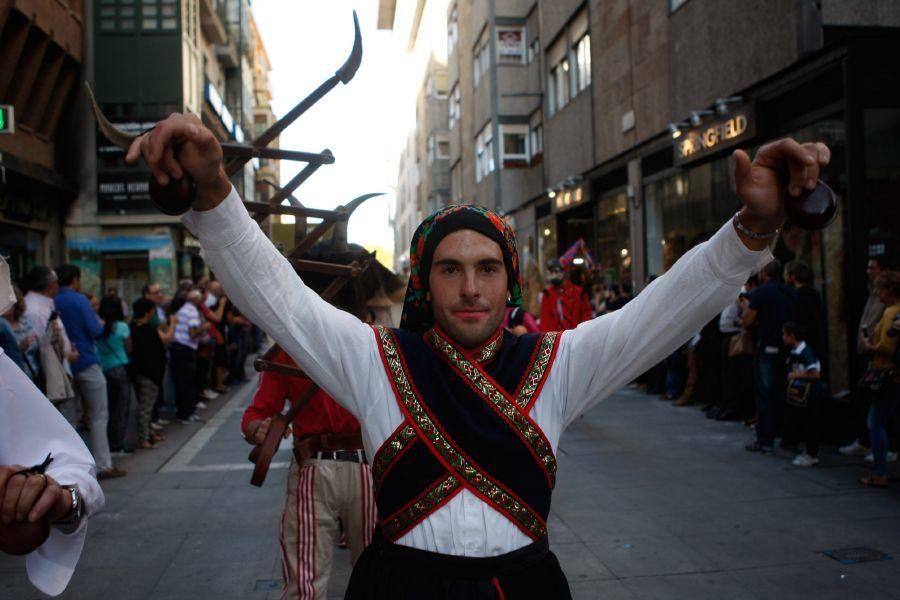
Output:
[{"xmin": 251, "ymin": 0, "xmax": 425, "ymax": 266}]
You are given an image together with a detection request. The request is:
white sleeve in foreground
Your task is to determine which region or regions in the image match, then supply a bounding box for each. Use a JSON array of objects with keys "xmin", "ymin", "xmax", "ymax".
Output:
[
  {"xmin": 180, "ymin": 187, "xmax": 380, "ymax": 420},
  {"xmin": 0, "ymin": 352, "xmax": 104, "ymax": 597},
  {"xmin": 555, "ymin": 219, "xmax": 773, "ymax": 426}
]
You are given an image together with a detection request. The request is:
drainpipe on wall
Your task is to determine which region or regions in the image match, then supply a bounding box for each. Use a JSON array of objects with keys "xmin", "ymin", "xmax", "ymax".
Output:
[{"xmin": 487, "ymin": 0, "xmax": 502, "ymax": 212}]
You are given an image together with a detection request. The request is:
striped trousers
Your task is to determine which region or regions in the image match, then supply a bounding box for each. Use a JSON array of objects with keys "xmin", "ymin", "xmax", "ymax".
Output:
[{"xmin": 281, "ymin": 457, "xmax": 376, "ymax": 600}]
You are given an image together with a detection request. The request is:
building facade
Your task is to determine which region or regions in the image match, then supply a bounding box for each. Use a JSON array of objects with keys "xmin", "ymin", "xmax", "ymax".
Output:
[
  {"xmin": 0, "ymin": 0, "xmax": 84, "ymax": 285},
  {"xmin": 399, "ymin": 0, "xmax": 900, "ymax": 392},
  {"xmin": 63, "ymin": 0, "xmax": 264, "ymax": 300}
]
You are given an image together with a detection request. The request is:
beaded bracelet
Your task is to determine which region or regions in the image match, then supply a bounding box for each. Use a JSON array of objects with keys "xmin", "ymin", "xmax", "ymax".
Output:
[{"xmin": 732, "ymin": 211, "xmax": 779, "ymax": 240}]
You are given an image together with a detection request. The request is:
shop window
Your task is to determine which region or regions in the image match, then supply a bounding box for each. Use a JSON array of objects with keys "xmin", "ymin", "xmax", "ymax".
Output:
[
  {"xmin": 595, "ymin": 191, "xmax": 631, "ymax": 284},
  {"xmin": 496, "ymin": 26, "xmax": 526, "ymax": 65}
]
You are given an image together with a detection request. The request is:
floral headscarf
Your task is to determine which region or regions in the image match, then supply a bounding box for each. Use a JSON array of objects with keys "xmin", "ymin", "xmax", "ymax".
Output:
[{"xmin": 400, "ymin": 204, "xmax": 523, "ymax": 333}]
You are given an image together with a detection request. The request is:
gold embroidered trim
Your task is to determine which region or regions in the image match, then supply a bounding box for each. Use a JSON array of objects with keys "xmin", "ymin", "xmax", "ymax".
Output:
[
  {"xmin": 381, "ymin": 475, "xmax": 461, "ymax": 540},
  {"xmin": 514, "ymin": 332, "xmax": 559, "ymax": 411},
  {"xmin": 428, "ymin": 329, "xmax": 557, "ymax": 487},
  {"xmin": 372, "ymin": 424, "xmax": 417, "ymax": 489},
  {"xmin": 376, "ymin": 326, "xmax": 547, "ymax": 540},
  {"xmin": 473, "ymin": 328, "xmax": 503, "ymax": 363}
]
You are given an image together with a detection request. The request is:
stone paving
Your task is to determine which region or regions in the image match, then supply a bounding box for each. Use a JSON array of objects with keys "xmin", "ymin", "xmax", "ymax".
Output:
[{"xmin": 2, "ymin": 380, "xmax": 898, "ymax": 599}]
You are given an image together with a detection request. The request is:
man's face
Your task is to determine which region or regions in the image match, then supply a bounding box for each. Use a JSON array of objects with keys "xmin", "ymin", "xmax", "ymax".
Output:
[
  {"xmin": 428, "ymin": 230, "xmax": 508, "ymax": 349},
  {"xmin": 144, "ymin": 285, "xmax": 163, "ymax": 305},
  {"xmin": 46, "ymin": 271, "xmax": 59, "ymax": 298},
  {"xmin": 548, "ymin": 266, "xmax": 564, "ymax": 286},
  {"xmin": 867, "ymin": 259, "xmax": 883, "ymax": 283}
]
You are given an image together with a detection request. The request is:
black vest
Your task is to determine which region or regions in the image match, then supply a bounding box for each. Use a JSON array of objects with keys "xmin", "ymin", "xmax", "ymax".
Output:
[{"xmin": 371, "ymin": 325, "xmax": 560, "ymax": 541}]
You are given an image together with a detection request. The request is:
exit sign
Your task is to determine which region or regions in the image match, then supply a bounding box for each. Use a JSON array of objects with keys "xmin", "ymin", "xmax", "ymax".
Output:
[{"xmin": 0, "ymin": 105, "xmax": 13, "ymax": 134}]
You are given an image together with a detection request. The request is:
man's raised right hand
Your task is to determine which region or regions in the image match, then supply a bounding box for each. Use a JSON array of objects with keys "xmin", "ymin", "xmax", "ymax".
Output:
[{"xmin": 124, "ymin": 113, "xmax": 232, "ymax": 212}]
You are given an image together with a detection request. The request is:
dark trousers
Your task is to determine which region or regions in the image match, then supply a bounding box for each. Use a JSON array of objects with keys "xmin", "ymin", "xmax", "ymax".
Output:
[
  {"xmin": 753, "ymin": 350, "xmax": 782, "ymax": 447},
  {"xmin": 228, "ymin": 325, "xmax": 247, "ymax": 383},
  {"xmin": 868, "ymin": 381, "xmax": 899, "ymax": 476},
  {"xmin": 782, "ymin": 383, "xmax": 823, "ymax": 457},
  {"xmin": 170, "ymin": 343, "xmax": 197, "ymax": 419},
  {"xmin": 345, "ymin": 534, "xmax": 571, "ymax": 600},
  {"xmin": 104, "ymin": 364, "xmax": 131, "ymax": 450}
]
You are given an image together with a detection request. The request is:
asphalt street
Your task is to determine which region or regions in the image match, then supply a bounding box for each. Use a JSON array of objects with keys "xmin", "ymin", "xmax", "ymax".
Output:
[{"xmin": 2, "ymin": 378, "xmax": 898, "ymax": 600}]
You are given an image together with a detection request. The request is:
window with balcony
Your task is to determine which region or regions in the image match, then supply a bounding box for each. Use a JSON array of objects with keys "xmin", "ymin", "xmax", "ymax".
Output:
[
  {"xmin": 428, "ymin": 133, "xmax": 450, "ymax": 165},
  {"xmin": 501, "ymin": 124, "xmax": 529, "ymax": 168},
  {"xmin": 427, "ymin": 76, "xmax": 448, "ymax": 99}
]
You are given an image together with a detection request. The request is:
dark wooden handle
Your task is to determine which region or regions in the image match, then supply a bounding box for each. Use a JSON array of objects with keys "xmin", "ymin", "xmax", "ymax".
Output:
[
  {"xmin": 249, "ymin": 414, "xmax": 290, "ymax": 488},
  {"xmin": 148, "ymin": 175, "xmax": 197, "ymax": 216}
]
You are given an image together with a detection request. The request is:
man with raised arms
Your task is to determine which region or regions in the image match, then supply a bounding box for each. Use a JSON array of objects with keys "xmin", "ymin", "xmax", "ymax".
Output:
[{"xmin": 127, "ymin": 114, "xmax": 829, "ymax": 598}]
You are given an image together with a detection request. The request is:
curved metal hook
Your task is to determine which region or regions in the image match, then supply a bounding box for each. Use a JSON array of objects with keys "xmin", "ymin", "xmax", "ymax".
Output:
[{"xmin": 336, "ymin": 11, "xmax": 363, "ymax": 84}]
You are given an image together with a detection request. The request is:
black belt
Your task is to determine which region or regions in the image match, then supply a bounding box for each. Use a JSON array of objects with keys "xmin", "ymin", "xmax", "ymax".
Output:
[{"xmin": 314, "ymin": 449, "xmax": 367, "ymax": 464}]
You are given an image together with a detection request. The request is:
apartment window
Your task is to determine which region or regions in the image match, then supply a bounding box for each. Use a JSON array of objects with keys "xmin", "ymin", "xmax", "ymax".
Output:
[
  {"xmin": 475, "ymin": 126, "xmax": 494, "ymax": 182},
  {"xmin": 501, "ymin": 124, "xmax": 529, "ymax": 167},
  {"xmin": 530, "ymin": 124, "xmax": 543, "ymax": 161},
  {"xmin": 427, "ymin": 76, "xmax": 448, "ymax": 99},
  {"xmin": 428, "ymin": 133, "xmax": 450, "ymax": 164},
  {"xmin": 473, "ymin": 34, "xmax": 489, "ymax": 88},
  {"xmin": 548, "ymin": 58, "xmax": 570, "ymax": 116},
  {"xmin": 448, "ymin": 85, "xmax": 460, "ymax": 129},
  {"xmin": 496, "ymin": 26, "xmax": 526, "ymax": 65},
  {"xmin": 527, "ymin": 37, "xmax": 540, "ymax": 65},
  {"xmin": 437, "ymin": 135, "xmax": 450, "ymax": 159},
  {"xmin": 574, "ymin": 34, "xmax": 591, "ymax": 92},
  {"xmin": 99, "ymin": 0, "xmax": 140, "ymax": 31},
  {"xmin": 448, "ymin": 7, "xmax": 459, "ymax": 55}
]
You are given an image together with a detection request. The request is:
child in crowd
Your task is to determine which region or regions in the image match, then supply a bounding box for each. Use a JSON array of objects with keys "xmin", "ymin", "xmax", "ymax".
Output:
[
  {"xmin": 782, "ymin": 321, "xmax": 823, "ymax": 467},
  {"xmin": 130, "ymin": 298, "xmax": 175, "ymax": 448}
]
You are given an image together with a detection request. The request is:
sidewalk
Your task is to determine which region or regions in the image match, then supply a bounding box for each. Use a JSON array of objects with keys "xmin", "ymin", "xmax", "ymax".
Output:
[{"xmin": 1, "ymin": 384, "xmax": 897, "ymax": 599}]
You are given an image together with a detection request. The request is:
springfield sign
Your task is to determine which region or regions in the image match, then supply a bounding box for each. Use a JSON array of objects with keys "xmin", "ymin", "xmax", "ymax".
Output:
[{"xmin": 674, "ymin": 108, "xmax": 754, "ymax": 165}]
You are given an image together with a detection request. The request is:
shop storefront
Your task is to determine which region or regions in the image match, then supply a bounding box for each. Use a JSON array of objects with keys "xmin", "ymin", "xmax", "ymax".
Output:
[{"xmin": 630, "ymin": 31, "xmax": 900, "ymax": 392}]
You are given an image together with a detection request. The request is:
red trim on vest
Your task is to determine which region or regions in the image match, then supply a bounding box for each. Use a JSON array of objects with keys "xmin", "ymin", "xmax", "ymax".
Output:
[{"xmin": 381, "ymin": 474, "xmax": 464, "ymax": 540}]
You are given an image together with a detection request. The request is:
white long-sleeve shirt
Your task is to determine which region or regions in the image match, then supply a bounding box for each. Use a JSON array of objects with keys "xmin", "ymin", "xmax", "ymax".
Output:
[
  {"xmin": 0, "ymin": 349, "xmax": 104, "ymax": 596},
  {"xmin": 183, "ymin": 188, "xmax": 772, "ymax": 557}
]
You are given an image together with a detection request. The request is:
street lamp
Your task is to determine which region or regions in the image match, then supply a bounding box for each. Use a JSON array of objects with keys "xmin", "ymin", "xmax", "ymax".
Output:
[
  {"xmin": 668, "ymin": 121, "xmax": 689, "ymax": 139},
  {"xmin": 715, "ymin": 96, "xmax": 743, "ymax": 116},
  {"xmin": 689, "ymin": 110, "xmax": 714, "ymax": 127}
]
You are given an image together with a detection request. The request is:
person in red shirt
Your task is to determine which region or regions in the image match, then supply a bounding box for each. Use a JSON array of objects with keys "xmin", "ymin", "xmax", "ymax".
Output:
[
  {"xmin": 242, "ymin": 350, "xmax": 375, "ymax": 599},
  {"xmin": 539, "ymin": 259, "xmax": 592, "ymax": 332}
]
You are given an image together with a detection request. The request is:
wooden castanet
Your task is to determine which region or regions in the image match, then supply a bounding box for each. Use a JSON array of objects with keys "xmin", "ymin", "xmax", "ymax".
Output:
[
  {"xmin": 0, "ymin": 520, "xmax": 50, "ymax": 556},
  {"xmin": 148, "ymin": 175, "xmax": 197, "ymax": 216},
  {"xmin": 785, "ymin": 180, "xmax": 836, "ymax": 230}
]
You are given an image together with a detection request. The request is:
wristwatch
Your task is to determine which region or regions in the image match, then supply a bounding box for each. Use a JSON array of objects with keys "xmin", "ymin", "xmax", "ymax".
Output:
[{"xmin": 53, "ymin": 485, "xmax": 83, "ymax": 533}]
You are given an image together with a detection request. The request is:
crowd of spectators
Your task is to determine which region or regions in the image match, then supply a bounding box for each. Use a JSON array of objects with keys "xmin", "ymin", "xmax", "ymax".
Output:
[
  {"xmin": 0, "ymin": 265, "xmax": 261, "ymax": 480},
  {"xmin": 629, "ymin": 255, "xmax": 899, "ymax": 486}
]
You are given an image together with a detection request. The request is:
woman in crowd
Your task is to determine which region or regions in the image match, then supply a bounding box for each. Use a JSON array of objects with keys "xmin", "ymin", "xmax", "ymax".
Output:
[
  {"xmin": 97, "ymin": 296, "xmax": 133, "ymax": 454},
  {"xmin": 859, "ymin": 271, "xmax": 900, "ymax": 488},
  {"xmin": 1, "ymin": 286, "xmax": 39, "ymax": 380}
]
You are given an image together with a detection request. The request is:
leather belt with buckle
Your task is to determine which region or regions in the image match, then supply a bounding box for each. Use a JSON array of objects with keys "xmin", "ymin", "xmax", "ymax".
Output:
[{"xmin": 313, "ymin": 450, "xmax": 367, "ymax": 464}]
